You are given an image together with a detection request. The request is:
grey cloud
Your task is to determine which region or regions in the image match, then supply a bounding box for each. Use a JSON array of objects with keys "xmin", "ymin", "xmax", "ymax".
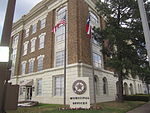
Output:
[{"xmin": 14, "ymin": 0, "xmax": 43, "ymax": 22}]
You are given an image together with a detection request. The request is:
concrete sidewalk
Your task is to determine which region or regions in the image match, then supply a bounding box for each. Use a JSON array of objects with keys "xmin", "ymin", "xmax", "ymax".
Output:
[{"xmin": 127, "ymin": 102, "xmax": 150, "ymax": 113}]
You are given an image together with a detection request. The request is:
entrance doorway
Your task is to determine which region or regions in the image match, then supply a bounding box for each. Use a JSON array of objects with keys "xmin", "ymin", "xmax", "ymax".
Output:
[{"xmin": 26, "ymin": 86, "xmax": 32, "ymax": 100}]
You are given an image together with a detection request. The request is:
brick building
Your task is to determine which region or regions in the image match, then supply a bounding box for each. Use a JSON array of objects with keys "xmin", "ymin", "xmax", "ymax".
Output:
[{"xmin": 10, "ymin": 0, "xmax": 145, "ymax": 104}]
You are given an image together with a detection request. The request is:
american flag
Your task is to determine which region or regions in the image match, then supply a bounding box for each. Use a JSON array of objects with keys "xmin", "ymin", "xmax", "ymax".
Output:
[
  {"xmin": 52, "ymin": 15, "xmax": 66, "ymax": 33},
  {"xmin": 86, "ymin": 16, "xmax": 92, "ymax": 38}
]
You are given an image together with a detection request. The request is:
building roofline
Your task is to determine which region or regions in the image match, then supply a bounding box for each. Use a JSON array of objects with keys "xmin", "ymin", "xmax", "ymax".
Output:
[{"xmin": 12, "ymin": 0, "xmax": 55, "ymax": 31}]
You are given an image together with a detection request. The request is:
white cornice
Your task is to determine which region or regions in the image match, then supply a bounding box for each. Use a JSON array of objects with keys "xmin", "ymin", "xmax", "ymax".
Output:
[
  {"xmin": 47, "ymin": 0, "xmax": 68, "ymax": 12},
  {"xmin": 85, "ymin": 0, "xmax": 96, "ymax": 11},
  {"xmin": 11, "ymin": 25, "xmax": 24, "ymax": 37}
]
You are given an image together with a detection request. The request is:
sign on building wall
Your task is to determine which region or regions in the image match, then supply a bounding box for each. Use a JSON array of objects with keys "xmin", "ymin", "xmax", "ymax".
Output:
[{"xmin": 69, "ymin": 77, "xmax": 90, "ymax": 109}]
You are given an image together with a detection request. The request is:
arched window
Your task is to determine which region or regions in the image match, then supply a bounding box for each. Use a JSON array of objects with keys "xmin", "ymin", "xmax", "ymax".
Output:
[
  {"xmin": 140, "ymin": 84, "xmax": 142, "ymax": 93},
  {"xmin": 89, "ymin": 12, "xmax": 99, "ymax": 44},
  {"xmin": 89, "ymin": 12, "xmax": 99, "ymax": 26},
  {"xmin": 124, "ymin": 82, "xmax": 129, "ymax": 95},
  {"xmin": 57, "ymin": 7, "xmax": 67, "ymax": 20},
  {"xmin": 94, "ymin": 75, "xmax": 99, "ymax": 95},
  {"xmin": 103, "ymin": 77, "xmax": 108, "ymax": 94},
  {"xmin": 138, "ymin": 84, "xmax": 140, "ymax": 93},
  {"xmin": 55, "ymin": 7, "xmax": 67, "ymax": 42},
  {"xmin": 129, "ymin": 83, "xmax": 134, "ymax": 95}
]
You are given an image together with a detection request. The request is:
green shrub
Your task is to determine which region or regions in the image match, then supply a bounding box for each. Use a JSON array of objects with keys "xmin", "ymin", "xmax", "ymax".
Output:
[{"xmin": 123, "ymin": 95, "xmax": 149, "ymax": 102}]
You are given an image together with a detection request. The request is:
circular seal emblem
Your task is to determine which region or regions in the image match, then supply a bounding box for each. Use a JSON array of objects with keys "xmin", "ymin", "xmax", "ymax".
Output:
[{"xmin": 72, "ymin": 80, "xmax": 87, "ymax": 95}]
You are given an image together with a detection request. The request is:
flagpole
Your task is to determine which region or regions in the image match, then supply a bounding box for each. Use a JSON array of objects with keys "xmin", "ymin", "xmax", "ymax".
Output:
[
  {"xmin": 90, "ymin": 38, "xmax": 97, "ymax": 106},
  {"xmin": 86, "ymin": 15, "xmax": 96, "ymax": 106},
  {"xmin": 63, "ymin": 12, "xmax": 67, "ymax": 106}
]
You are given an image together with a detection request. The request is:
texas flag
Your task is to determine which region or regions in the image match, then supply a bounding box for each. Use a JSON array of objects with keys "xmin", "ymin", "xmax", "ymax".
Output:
[
  {"xmin": 86, "ymin": 16, "xmax": 92, "ymax": 38},
  {"xmin": 52, "ymin": 15, "xmax": 66, "ymax": 33}
]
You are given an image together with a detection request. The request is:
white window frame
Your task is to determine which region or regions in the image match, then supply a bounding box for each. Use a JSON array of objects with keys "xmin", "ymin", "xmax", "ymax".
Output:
[
  {"xmin": 36, "ymin": 79, "xmax": 42, "ymax": 96},
  {"xmin": 25, "ymin": 28, "xmax": 30, "ymax": 38},
  {"xmin": 40, "ymin": 18, "xmax": 46, "ymax": 29},
  {"xmin": 93, "ymin": 53, "xmax": 102, "ymax": 68},
  {"xmin": 12, "ymin": 48, "xmax": 17, "ymax": 60},
  {"xmin": 39, "ymin": 33, "xmax": 46, "ymax": 49},
  {"xmin": 21, "ymin": 61, "xmax": 27, "ymax": 75},
  {"xmin": 19, "ymin": 86, "xmax": 24, "ymax": 95},
  {"xmin": 54, "ymin": 75, "xmax": 64, "ymax": 96},
  {"xmin": 89, "ymin": 11, "xmax": 99, "ymax": 26},
  {"xmin": 28, "ymin": 58, "xmax": 35, "ymax": 73},
  {"xmin": 55, "ymin": 25, "xmax": 65, "ymax": 42},
  {"xmin": 103, "ymin": 77, "xmax": 108, "ymax": 95},
  {"xmin": 37, "ymin": 55, "xmax": 45, "ymax": 71},
  {"xmin": 55, "ymin": 50, "xmax": 64, "ymax": 67},
  {"xmin": 30, "ymin": 37, "xmax": 37, "ymax": 52},
  {"xmin": 32, "ymin": 24, "xmax": 37, "ymax": 34},
  {"xmin": 23, "ymin": 41, "xmax": 29, "ymax": 56},
  {"xmin": 12, "ymin": 34, "xmax": 19, "ymax": 48},
  {"xmin": 57, "ymin": 7, "xmax": 67, "ymax": 21},
  {"xmin": 89, "ymin": 11, "xmax": 100, "ymax": 45},
  {"xmin": 94, "ymin": 75, "xmax": 99, "ymax": 95}
]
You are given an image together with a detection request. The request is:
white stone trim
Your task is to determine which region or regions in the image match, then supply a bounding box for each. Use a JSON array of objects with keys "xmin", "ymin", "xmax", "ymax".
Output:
[
  {"xmin": 28, "ymin": 58, "xmax": 35, "ymax": 62},
  {"xmin": 30, "ymin": 37, "xmax": 37, "ymax": 42},
  {"xmin": 21, "ymin": 61, "xmax": 27, "ymax": 65},
  {"xmin": 37, "ymin": 55, "xmax": 45, "ymax": 60},
  {"xmin": 39, "ymin": 32, "xmax": 46, "ymax": 38},
  {"xmin": 23, "ymin": 41, "xmax": 29, "ymax": 45}
]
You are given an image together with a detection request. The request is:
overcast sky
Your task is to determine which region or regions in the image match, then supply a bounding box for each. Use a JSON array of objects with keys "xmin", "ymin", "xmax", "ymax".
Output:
[{"xmin": 0, "ymin": 0, "xmax": 43, "ymax": 40}]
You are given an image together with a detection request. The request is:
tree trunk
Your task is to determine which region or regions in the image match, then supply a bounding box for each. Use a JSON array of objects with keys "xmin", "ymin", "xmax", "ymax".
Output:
[
  {"xmin": 117, "ymin": 71, "xmax": 124, "ymax": 102},
  {"xmin": 146, "ymin": 83, "xmax": 149, "ymax": 94}
]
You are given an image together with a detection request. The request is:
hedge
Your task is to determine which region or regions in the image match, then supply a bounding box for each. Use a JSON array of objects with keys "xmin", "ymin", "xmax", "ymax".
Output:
[{"xmin": 123, "ymin": 95, "xmax": 149, "ymax": 102}]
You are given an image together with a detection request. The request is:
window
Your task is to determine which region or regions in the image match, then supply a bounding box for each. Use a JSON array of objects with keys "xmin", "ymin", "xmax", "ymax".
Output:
[
  {"xmin": 89, "ymin": 12, "xmax": 99, "ymax": 25},
  {"xmin": 37, "ymin": 55, "xmax": 44, "ymax": 71},
  {"xmin": 56, "ymin": 25, "xmax": 65, "ymax": 42},
  {"xmin": 57, "ymin": 7, "xmax": 67, "ymax": 20},
  {"xmin": 25, "ymin": 29, "xmax": 29, "ymax": 37},
  {"xmin": 93, "ymin": 53, "xmax": 102, "ymax": 68},
  {"xmin": 103, "ymin": 77, "xmax": 108, "ymax": 94},
  {"xmin": 23, "ymin": 41, "xmax": 29, "ymax": 55},
  {"xmin": 129, "ymin": 83, "xmax": 134, "ymax": 95},
  {"xmin": 19, "ymin": 86, "xmax": 23, "ymax": 95},
  {"xmin": 54, "ymin": 76, "xmax": 64, "ymax": 96},
  {"xmin": 94, "ymin": 75, "xmax": 99, "ymax": 95},
  {"xmin": 12, "ymin": 48, "xmax": 17, "ymax": 60},
  {"xmin": 11, "ymin": 66, "xmax": 15, "ymax": 77},
  {"xmin": 56, "ymin": 50, "xmax": 64, "ymax": 67},
  {"xmin": 21, "ymin": 61, "xmax": 26, "ymax": 75},
  {"xmin": 40, "ymin": 18, "xmax": 46, "ymax": 29},
  {"xmin": 32, "ymin": 24, "xmax": 37, "ymax": 34},
  {"xmin": 28, "ymin": 58, "xmax": 35, "ymax": 73},
  {"xmin": 12, "ymin": 35, "xmax": 19, "ymax": 48},
  {"xmin": 39, "ymin": 33, "xmax": 46, "ymax": 49},
  {"xmin": 30, "ymin": 37, "xmax": 36, "ymax": 52},
  {"xmin": 37, "ymin": 79, "xmax": 42, "ymax": 95},
  {"xmin": 92, "ymin": 38, "xmax": 98, "ymax": 45}
]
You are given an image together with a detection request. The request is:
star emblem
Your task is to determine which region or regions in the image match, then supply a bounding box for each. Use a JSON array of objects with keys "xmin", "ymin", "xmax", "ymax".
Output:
[{"xmin": 72, "ymin": 80, "xmax": 87, "ymax": 95}]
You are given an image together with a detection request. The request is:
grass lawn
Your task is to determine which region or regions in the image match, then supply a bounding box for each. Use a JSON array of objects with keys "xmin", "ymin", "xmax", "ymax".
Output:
[{"xmin": 7, "ymin": 101, "xmax": 146, "ymax": 113}]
